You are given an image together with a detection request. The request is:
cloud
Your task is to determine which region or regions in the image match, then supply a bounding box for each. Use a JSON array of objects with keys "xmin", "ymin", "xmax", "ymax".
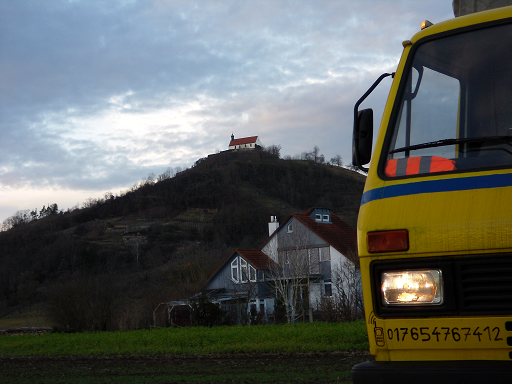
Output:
[{"xmin": 0, "ymin": 0, "xmax": 455, "ymax": 223}]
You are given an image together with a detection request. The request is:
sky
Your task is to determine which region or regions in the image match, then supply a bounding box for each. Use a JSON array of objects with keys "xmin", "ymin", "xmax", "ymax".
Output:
[{"xmin": 0, "ymin": 0, "xmax": 455, "ymax": 224}]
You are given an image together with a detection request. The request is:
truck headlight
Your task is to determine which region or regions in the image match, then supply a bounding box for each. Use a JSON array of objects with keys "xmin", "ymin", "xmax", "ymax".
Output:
[{"xmin": 381, "ymin": 270, "xmax": 443, "ymax": 305}]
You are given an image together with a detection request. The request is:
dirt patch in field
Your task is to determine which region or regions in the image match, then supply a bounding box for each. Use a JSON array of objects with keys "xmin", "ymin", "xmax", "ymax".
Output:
[{"xmin": 0, "ymin": 351, "xmax": 372, "ymax": 384}]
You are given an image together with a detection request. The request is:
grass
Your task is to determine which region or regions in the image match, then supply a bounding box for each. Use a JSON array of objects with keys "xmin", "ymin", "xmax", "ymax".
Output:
[
  {"xmin": 0, "ymin": 322, "xmax": 370, "ymax": 383},
  {"xmin": 0, "ymin": 321, "xmax": 368, "ymax": 357}
]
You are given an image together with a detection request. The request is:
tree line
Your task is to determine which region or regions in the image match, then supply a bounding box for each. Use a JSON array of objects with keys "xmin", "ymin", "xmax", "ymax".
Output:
[
  {"xmin": 1, "ymin": 145, "xmax": 349, "ymax": 233},
  {"xmin": 0, "ymin": 148, "xmax": 365, "ymax": 331}
]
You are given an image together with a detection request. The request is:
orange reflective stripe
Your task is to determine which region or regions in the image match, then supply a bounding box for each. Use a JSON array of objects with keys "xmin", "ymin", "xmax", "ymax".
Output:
[
  {"xmin": 385, "ymin": 159, "xmax": 398, "ymax": 177},
  {"xmin": 430, "ymin": 156, "xmax": 457, "ymax": 173},
  {"xmin": 385, "ymin": 156, "xmax": 457, "ymax": 177},
  {"xmin": 405, "ymin": 157, "xmax": 421, "ymax": 175}
]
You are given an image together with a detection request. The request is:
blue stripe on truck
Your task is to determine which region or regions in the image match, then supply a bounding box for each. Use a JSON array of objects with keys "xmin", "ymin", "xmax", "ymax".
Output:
[{"xmin": 361, "ymin": 172, "xmax": 512, "ymax": 205}]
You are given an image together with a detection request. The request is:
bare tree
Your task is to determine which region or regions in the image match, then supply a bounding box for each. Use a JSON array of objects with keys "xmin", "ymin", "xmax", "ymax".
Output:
[
  {"xmin": 82, "ymin": 197, "xmax": 99, "ymax": 209},
  {"xmin": 129, "ymin": 236, "xmax": 145, "ymax": 271},
  {"xmin": 325, "ymin": 258, "xmax": 363, "ymax": 321},
  {"xmin": 104, "ymin": 191, "xmax": 114, "ymax": 200},
  {"xmin": 157, "ymin": 167, "xmax": 174, "ymax": 181},
  {"xmin": 330, "ymin": 155, "xmax": 343, "ymax": 167},
  {"xmin": 313, "ymin": 146, "xmax": 320, "ymax": 162},
  {"xmin": 299, "ymin": 146, "xmax": 325, "ymax": 164},
  {"xmin": 266, "ymin": 222, "xmax": 318, "ymax": 323},
  {"xmin": 264, "ymin": 144, "xmax": 282, "ymax": 158},
  {"xmin": 1, "ymin": 210, "xmax": 31, "ymax": 231},
  {"xmin": 140, "ymin": 173, "xmax": 156, "ymax": 186},
  {"xmin": 301, "ymin": 151, "xmax": 313, "ymax": 161},
  {"xmin": 225, "ymin": 276, "xmax": 259, "ymax": 325}
]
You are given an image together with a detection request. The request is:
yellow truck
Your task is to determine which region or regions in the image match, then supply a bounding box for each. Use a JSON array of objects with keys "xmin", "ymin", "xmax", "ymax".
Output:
[{"xmin": 352, "ymin": 1, "xmax": 512, "ymax": 382}]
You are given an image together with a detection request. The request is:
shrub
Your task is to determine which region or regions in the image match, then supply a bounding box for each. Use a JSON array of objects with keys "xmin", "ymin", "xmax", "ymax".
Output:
[
  {"xmin": 190, "ymin": 294, "xmax": 226, "ymax": 327},
  {"xmin": 47, "ymin": 272, "xmax": 123, "ymax": 332}
]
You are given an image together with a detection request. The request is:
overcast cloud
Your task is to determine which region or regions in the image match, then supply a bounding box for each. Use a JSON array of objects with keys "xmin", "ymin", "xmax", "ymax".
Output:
[{"xmin": 0, "ymin": 0, "xmax": 454, "ymax": 223}]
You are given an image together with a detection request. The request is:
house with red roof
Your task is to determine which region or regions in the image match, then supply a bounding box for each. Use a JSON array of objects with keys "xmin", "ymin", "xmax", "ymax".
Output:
[
  {"xmin": 155, "ymin": 208, "xmax": 359, "ymax": 326},
  {"xmin": 197, "ymin": 249, "xmax": 277, "ymax": 324},
  {"xmin": 228, "ymin": 134, "xmax": 263, "ymax": 150},
  {"xmin": 260, "ymin": 208, "xmax": 360, "ymax": 322},
  {"xmin": 196, "ymin": 208, "xmax": 359, "ymax": 324}
]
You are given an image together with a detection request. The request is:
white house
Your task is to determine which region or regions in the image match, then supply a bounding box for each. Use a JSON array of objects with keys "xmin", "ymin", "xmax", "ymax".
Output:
[
  {"xmin": 259, "ymin": 208, "xmax": 360, "ymax": 322},
  {"xmin": 228, "ymin": 134, "xmax": 263, "ymax": 150},
  {"xmin": 197, "ymin": 208, "xmax": 359, "ymax": 324}
]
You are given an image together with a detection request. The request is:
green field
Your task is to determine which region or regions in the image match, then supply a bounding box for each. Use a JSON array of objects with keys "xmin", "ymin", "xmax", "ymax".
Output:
[
  {"xmin": 0, "ymin": 322, "xmax": 370, "ymax": 383},
  {"xmin": 0, "ymin": 321, "xmax": 368, "ymax": 356}
]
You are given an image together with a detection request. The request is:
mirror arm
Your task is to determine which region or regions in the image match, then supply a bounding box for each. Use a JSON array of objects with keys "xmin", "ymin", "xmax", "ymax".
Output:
[
  {"xmin": 353, "ymin": 72, "xmax": 395, "ymax": 127},
  {"xmin": 353, "ymin": 72, "xmax": 395, "ymax": 171}
]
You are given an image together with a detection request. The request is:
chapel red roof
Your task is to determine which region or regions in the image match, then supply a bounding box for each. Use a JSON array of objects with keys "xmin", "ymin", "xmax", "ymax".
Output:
[{"xmin": 229, "ymin": 136, "xmax": 258, "ymax": 146}]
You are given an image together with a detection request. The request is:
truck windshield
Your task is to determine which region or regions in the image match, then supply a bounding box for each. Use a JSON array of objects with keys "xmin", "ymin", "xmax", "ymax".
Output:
[{"xmin": 384, "ymin": 22, "xmax": 512, "ymax": 177}]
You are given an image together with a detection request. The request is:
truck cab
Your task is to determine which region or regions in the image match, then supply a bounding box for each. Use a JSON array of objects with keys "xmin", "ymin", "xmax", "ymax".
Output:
[{"xmin": 352, "ymin": 3, "xmax": 512, "ymax": 383}]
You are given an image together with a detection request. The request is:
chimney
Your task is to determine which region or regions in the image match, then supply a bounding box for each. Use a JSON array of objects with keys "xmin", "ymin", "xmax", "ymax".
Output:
[{"xmin": 268, "ymin": 216, "xmax": 279, "ymax": 237}]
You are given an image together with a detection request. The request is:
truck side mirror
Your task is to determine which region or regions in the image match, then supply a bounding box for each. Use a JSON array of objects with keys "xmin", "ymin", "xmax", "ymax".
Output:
[
  {"xmin": 351, "ymin": 72, "xmax": 394, "ymax": 172},
  {"xmin": 353, "ymin": 108, "xmax": 374, "ymax": 167}
]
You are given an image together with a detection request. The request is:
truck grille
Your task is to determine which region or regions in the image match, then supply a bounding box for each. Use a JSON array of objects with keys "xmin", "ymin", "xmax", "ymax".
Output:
[{"xmin": 457, "ymin": 256, "xmax": 512, "ymax": 314}]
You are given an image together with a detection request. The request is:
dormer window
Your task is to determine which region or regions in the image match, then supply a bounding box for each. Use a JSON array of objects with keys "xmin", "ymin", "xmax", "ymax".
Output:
[
  {"xmin": 231, "ymin": 258, "xmax": 239, "ymax": 282},
  {"xmin": 312, "ymin": 209, "xmax": 331, "ymax": 223},
  {"xmin": 232, "ymin": 256, "xmax": 257, "ymax": 283},
  {"xmin": 240, "ymin": 258, "xmax": 248, "ymax": 282}
]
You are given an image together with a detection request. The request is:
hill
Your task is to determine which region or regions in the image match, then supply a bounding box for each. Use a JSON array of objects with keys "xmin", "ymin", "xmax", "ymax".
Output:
[{"xmin": 0, "ymin": 149, "xmax": 365, "ymax": 331}]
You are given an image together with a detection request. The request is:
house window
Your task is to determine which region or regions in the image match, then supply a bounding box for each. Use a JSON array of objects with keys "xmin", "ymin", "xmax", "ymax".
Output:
[
  {"xmin": 315, "ymin": 214, "xmax": 322, "ymax": 221},
  {"xmin": 323, "ymin": 214, "xmax": 330, "ymax": 222},
  {"xmin": 319, "ymin": 247, "xmax": 330, "ymax": 262},
  {"xmin": 287, "ymin": 222, "xmax": 293, "ymax": 233},
  {"xmin": 233, "ymin": 257, "xmax": 258, "ymax": 283},
  {"xmin": 231, "ymin": 258, "xmax": 239, "ymax": 282},
  {"xmin": 240, "ymin": 258, "xmax": 248, "ymax": 282},
  {"xmin": 325, "ymin": 283, "xmax": 332, "ymax": 297},
  {"xmin": 249, "ymin": 265, "xmax": 257, "ymax": 282}
]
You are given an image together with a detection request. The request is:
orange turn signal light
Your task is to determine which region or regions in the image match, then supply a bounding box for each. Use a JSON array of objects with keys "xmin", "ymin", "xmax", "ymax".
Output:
[
  {"xmin": 367, "ymin": 230, "xmax": 409, "ymax": 253},
  {"xmin": 421, "ymin": 20, "xmax": 433, "ymax": 30}
]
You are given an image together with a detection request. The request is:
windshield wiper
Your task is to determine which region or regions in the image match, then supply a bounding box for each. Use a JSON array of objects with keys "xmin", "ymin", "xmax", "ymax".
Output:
[{"xmin": 390, "ymin": 136, "xmax": 512, "ymax": 154}]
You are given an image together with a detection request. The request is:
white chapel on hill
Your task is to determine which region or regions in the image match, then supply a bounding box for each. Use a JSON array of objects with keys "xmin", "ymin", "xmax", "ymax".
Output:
[{"xmin": 228, "ymin": 134, "xmax": 263, "ymax": 150}]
